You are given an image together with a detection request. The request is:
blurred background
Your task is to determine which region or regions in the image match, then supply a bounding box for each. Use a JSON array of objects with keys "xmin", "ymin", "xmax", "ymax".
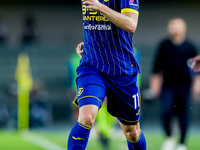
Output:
[{"xmin": 0, "ymin": 0, "xmax": 200, "ymax": 149}]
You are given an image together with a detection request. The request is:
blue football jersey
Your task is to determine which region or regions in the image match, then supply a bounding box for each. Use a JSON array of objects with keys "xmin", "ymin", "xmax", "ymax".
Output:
[{"xmin": 80, "ymin": 0, "xmax": 141, "ymax": 75}]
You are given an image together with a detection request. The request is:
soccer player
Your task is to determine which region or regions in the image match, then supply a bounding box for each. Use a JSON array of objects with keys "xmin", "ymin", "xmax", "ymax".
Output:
[
  {"xmin": 67, "ymin": 0, "xmax": 146, "ymax": 149},
  {"xmin": 151, "ymin": 18, "xmax": 199, "ymax": 150}
]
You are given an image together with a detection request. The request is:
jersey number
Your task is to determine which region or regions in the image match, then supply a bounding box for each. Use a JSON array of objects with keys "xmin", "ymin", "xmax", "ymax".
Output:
[{"xmin": 132, "ymin": 93, "xmax": 140, "ymax": 109}]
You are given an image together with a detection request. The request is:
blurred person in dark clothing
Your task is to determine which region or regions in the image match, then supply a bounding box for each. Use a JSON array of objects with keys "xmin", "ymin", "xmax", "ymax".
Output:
[
  {"xmin": 21, "ymin": 13, "xmax": 38, "ymax": 46},
  {"xmin": 0, "ymin": 18, "xmax": 8, "ymax": 46},
  {"xmin": 29, "ymin": 83, "xmax": 51, "ymax": 128},
  {"xmin": 0, "ymin": 100, "xmax": 9, "ymax": 128},
  {"xmin": 150, "ymin": 18, "xmax": 200, "ymax": 150}
]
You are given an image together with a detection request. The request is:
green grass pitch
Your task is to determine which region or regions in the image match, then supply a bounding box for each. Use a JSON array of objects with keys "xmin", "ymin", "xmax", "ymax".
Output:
[{"xmin": 0, "ymin": 130, "xmax": 200, "ymax": 150}]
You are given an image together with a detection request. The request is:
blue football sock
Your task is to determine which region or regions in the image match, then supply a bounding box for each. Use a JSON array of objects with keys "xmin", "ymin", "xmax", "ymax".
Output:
[
  {"xmin": 127, "ymin": 130, "xmax": 146, "ymax": 150},
  {"xmin": 67, "ymin": 121, "xmax": 91, "ymax": 150}
]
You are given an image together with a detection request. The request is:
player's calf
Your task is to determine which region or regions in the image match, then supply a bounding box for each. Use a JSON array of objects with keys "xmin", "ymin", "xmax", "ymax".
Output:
[
  {"xmin": 68, "ymin": 104, "xmax": 99, "ymax": 149},
  {"xmin": 67, "ymin": 121, "xmax": 92, "ymax": 150}
]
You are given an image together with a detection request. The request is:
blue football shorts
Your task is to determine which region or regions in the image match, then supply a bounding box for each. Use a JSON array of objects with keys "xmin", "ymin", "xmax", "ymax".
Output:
[{"xmin": 73, "ymin": 65, "xmax": 141, "ymax": 125}]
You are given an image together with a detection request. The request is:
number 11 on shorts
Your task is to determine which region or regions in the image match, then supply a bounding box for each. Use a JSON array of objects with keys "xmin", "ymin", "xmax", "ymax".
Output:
[{"xmin": 132, "ymin": 93, "xmax": 140, "ymax": 109}]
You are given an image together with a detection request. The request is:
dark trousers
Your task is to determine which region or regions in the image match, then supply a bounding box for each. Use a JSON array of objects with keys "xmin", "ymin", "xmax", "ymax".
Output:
[{"xmin": 160, "ymin": 85, "xmax": 191, "ymax": 144}]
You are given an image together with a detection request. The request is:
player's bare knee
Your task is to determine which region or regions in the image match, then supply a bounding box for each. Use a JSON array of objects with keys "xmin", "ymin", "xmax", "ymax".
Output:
[
  {"xmin": 78, "ymin": 113, "xmax": 95, "ymax": 127},
  {"xmin": 125, "ymin": 129, "xmax": 139, "ymax": 141}
]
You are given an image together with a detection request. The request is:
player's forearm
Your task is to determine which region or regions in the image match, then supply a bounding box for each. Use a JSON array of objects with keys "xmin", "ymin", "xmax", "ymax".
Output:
[
  {"xmin": 99, "ymin": 4, "xmax": 138, "ymax": 33},
  {"xmin": 192, "ymin": 75, "xmax": 200, "ymax": 100},
  {"xmin": 150, "ymin": 73, "xmax": 163, "ymax": 96},
  {"xmin": 191, "ymin": 55, "xmax": 200, "ymax": 72},
  {"xmin": 83, "ymin": 0, "xmax": 138, "ymax": 33}
]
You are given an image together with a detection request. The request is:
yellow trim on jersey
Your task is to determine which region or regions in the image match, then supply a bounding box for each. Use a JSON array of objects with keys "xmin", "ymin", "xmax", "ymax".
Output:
[
  {"xmin": 118, "ymin": 117, "xmax": 140, "ymax": 123},
  {"xmin": 121, "ymin": 8, "xmax": 139, "ymax": 15},
  {"xmin": 72, "ymin": 76, "xmax": 79, "ymax": 107},
  {"xmin": 72, "ymin": 98, "xmax": 78, "ymax": 107},
  {"xmin": 72, "ymin": 95, "xmax": 102, "ymax": 107},
  {"xmin": 72, "ymin": 136, "xmax": 85, "ymax": 140},
  {"xmin": 77, "ymin": 95, "xmax": 103, "ymax": 105},
  {"xmin": 78, "ymin": 121, "xmax": 92, "ymax": 130}
]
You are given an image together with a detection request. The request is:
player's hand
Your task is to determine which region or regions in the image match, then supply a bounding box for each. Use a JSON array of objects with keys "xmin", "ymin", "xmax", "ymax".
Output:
[
  {"xmin": 192, "ymin": 75, "xmax": 200, "ymax": 101},
  {"xmin": 76, "ymin": 42, "xmax": 84, "ymax": 58},
  {"xmin": 191, "ymin": 55, "xmax": 200, "ymax": 72},
  {"xmin": 150, "ymin": 74, "xmax": 162, "ymax": 97},
  {"xmin": 82, "ymin": 0, "xmax": 103, "ymax": 11}
]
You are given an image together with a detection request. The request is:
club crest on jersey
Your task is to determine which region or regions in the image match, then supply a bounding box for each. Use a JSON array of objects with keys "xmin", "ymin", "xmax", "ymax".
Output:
[
  {"xmin": 104, "ymin": 0, "xmax": 109, "ymax": 2},
  {"xmin": 77, "ymin": 87, "xmax": 84, "ymax": 96}
]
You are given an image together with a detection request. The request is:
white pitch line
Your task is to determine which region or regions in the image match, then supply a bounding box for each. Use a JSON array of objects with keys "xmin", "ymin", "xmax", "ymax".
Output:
[{"xmin": 21, "ymin": 132, "xmax": 66, "ymax": 150}]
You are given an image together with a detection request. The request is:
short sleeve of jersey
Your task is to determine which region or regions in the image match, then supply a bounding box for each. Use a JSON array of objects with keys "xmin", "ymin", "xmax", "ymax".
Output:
[{"xmin": 121, "ymin": 0, "xmax": 139, "ymax": 15}]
